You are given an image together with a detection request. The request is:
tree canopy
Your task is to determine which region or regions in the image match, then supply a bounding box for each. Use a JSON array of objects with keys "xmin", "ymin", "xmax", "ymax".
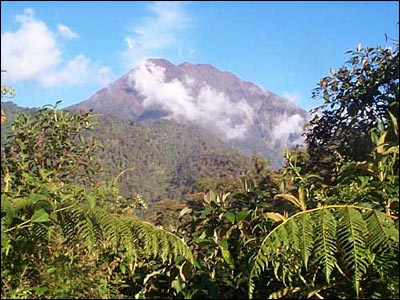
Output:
[{"xmin": 305, "ymin": 42, "xmax": 399, "ymax": 179}]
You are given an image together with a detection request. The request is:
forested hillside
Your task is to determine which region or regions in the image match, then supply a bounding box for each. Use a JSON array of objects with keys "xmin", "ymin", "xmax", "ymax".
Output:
[
  {"xmin": 1, "ymin": 102, "xmax": 251, "ymax": 214},
  {"xmin": 89, "ymin": 115, "xmax": 251, "ymax": 211}
]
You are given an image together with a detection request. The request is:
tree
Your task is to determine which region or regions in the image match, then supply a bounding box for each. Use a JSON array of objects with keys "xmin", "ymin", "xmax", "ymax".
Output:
[
  {"xmin": 1, "ymin": 102, "xmax": 193, "ymax": 298},
  {"xmin": 248, "ymin": 40, "xmax": 399, "ymax": 299},
  {"xmin": 305, "ymin": 41, "xmax": 399, "ymax": 180},
  {"xmin": 249, "ymin": 124, "xmax": 399, "ymax": 299}
]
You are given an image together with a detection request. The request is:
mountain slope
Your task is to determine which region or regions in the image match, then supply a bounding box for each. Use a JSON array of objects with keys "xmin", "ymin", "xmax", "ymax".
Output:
[
  {"xmin": 70, "ymin": 58, "xmax": 308, "ymax": 168},
  {"xmin": 1, "ymin": 101, "xmax": 251, "ymax": 208},
  {"xmin": 90, "ymin": 114, "xmax": 251, "ymax": 204}
]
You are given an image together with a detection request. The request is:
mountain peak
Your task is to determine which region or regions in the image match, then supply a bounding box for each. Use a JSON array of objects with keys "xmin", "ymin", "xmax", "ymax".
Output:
[
  {"xmin": 179, "ymin": 61, "xmax": 191, "ymax": 66},
  {"xmin": 147, "ymin": 57, "xmax": 174, "ymax": 65},
  {"xmin": 144, "ymin": 58, "xmax": 177, "ymax": 70},
  {"xmin": 69, "ymin": 58, "xmax": 308, "ymax": 168}
]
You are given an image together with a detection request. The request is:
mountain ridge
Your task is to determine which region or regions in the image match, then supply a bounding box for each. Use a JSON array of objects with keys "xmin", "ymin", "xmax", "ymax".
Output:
[{"xmin": 69, "ymin": 58, "xmax": 308, "ymax": 168}]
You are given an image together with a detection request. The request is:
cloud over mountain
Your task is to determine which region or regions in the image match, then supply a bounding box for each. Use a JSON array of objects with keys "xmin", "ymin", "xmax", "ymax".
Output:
[
  {"xmin": 69, "ymin": 58, "xmax": 308, "ymax": 168},
  {"xmin": 131, "ymin": 60, "xmax": 254, "ymax": 139}
]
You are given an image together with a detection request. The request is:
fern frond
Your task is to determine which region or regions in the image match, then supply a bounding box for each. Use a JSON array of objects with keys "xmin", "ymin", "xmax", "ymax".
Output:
[
  {"xmin": 56, "ymin": 205, "xmax": 193, "ymax": 264},
  {"xmin": 336, "ymin": 206, "xmax": 369, "ymax": 298},
  {"xmin": 132, "ymin": 218, "xmax": 193, "ymax": 263},
  {"xmin": 312, "ymin": 207, "xmax": 337, "ymax": 283},
  {"xmin": 249, "ymin": 213, "xmax": 305, "ymax": 297},
  {"xmin": 76, "ymin": 216, "xmax": 97, "ymax": 248},
  {"xmin": 364, "ymin": 210, "xmax": 399, "ymax": 253},
  {"xmin": 249, "ymin": 205, "xmax": 399, "ymax": 299},
  {"xmin": 31, "ymin": 223, "xmax": 48, "ymax": 241},
  {"xmin": 92, "ymin": 207, "xmax": 119, "ymax": 246},
  {"xmin": 299, "ymin": 212, "xmax": 315, "ymax": 269}
]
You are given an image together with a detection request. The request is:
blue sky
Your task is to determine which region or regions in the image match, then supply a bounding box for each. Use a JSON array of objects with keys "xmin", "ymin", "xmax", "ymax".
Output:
[{"xmin": 1, "ymin": 1, "xmax": 398, "ymax": 111}]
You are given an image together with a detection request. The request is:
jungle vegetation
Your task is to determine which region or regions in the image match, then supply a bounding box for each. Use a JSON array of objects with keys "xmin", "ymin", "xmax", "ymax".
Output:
[{"xmin": 1, "ymin": 41, "xmax": 398, "ymax": 299}]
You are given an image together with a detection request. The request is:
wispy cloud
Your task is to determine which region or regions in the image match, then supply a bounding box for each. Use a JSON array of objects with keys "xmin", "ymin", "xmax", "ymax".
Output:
[
  {"xmin": 271, "ymin": 113, "xmax": 306, "ymax": 147},
  {"xmin": 130, "ymin": 60, "xmax": 254, "ymax": 139},
  {"xmin": 1, "ymin": 8, "xmax": 113, "ymax": 87},
  {"xmin": 57, "ymin": 23, "xmax": 79, "ymax": 39},
  {"xmin": 122, "ymin": 1, "xmax": 192, "ymax": 67},
  {"xmin": 282, "ymin": 91, "xmax": 301, "ymax": 105},
  {"xmin": 39, "ymin": 55, "xmax": 113, "ymax": 87}
]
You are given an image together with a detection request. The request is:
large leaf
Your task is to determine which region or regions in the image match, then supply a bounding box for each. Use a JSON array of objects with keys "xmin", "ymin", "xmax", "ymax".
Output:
[
  {"xmin": 31, "ymin": 209, "xmax": 50, "ymax": 223},
  {"xmin": 219, "ymin": 239, "xmax": 235, "ymax": 269}
]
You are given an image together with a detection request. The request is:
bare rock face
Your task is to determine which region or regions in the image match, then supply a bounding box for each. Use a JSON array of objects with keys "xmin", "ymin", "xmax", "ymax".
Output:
[{"xmin": 69, "ymin": 58, "xmax": 308, "ymax": 168}]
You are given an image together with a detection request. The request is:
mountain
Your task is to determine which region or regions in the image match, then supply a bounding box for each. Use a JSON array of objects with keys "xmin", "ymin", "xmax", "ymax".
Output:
[
  {"xmin": 1, "ymin": 101, "xmax": 251, "ymax": 212},
  {"xmin": 89, "ymin": 114, "xmax": 251, "ymax": 207},
  {"xmin": 69, "ymin": 58, "xmax": 308, "ymax": 168}
]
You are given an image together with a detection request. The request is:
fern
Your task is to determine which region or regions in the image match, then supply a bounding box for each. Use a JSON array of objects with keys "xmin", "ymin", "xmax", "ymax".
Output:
[
  {"xmin": 57, "ymin": 205, "xmax": 193, "ymax": 264},
  {"xmin": 298, "ymin": 212, "xmax": 314, "ymax": 270},
  {"xmin": 311, "ymin": 207, "xmax": 337, "ymax": 283},
  {"xmin": 364, "ymin": 210, "xmax": 399, "ymax": 253},
  {"xmin": 336, "ymin": 206, "xmax": 370, "ymax": 298},
  {"xmin": 249, "ymin": 205, "xmax": 398, "ymax": 299}
]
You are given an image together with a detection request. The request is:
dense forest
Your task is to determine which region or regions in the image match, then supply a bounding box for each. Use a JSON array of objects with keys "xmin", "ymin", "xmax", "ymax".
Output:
[
  {"xmin": 90, "ymin": 116, "xmax": 251, "ymax": 206},
  {"xmin": 1, "ymin": 102, "xmax": 251, "ymax": 219},
  {"xmin": 1, "ymin": 42, "xmax": 398, "ymax": 299}
]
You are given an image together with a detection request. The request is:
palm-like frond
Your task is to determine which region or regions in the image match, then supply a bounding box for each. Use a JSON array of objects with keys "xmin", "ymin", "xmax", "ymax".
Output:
[
  {"xmin": 364, "ymin": 210, "xmax": 399, "ymax": 253},
  {"xmin": 249, "ymin": 205, "xmax": 398, "ymax": 299},
  {"xmin": 298, "ymin": 212, "xmax": 315, "ymax": 270},
  {"xmin": 58, "ymin": 205, "xmax": 193, "ymax": 264},
  {"xmin": 311, "ymin": 207, "xmax": 337, "ymax": 283},
  {"xmin": 2, "ymin": 192, "xmax": 193, "ymax": 275},
  {"xmin": 336, "ymin": 206, "xmax": 369, "ymax": 298}
]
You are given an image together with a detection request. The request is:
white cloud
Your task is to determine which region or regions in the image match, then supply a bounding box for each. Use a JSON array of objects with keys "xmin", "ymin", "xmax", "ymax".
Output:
[
  {"xmin": 40, "ymin": 54, "xmax": 113, "ymax": 87},
  {"xmin": 1, "ymin": 8, "xmax": 112, "ymax": 87},
  {"xmin": 122, "ymin": 1, "xmax": 191, "ymax": 67},
  {"xmin": 1, "ymin": 8, "xmax": 61, "ymax": 81},
  {"xmin": 130, "ymin": 60, "xmax": 254, "ymax": 139},
  {"xmin": 282, "ymin": 92, "xmax": 301, "ymax": 104},
  {"xmin": 271, "ymin": 113, "xmax": 306, "ymax": 147},
  {"xmin": 57, "ymin": 24, "xmax": 79, "ymax": 39}
]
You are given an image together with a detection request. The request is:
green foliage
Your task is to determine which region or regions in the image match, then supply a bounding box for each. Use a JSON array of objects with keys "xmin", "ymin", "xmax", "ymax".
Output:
[
  {"xmin": 2, "ymin": 39, "xmax": 399, "ymax": 299},
  {"xmin": 2, "ymin": 101, "xmax": 102, "ymax": 190},
  {"xmin": 1, "ymin": 103, "xmax": 193, "ymax": 299},
  {"xmin": 1, "ymin": 103, "xmax": 251, "ymax": 214},
  {"xmin": 175, "ymin": 165, "xmax": 282, "ymax": 299},
  {"xmin": 247, "ymin": 41, "xmax": 399, "ymax": 298},
  {"xmin": 305, "ymin": 42, "xmax": 399, "ymax": 180},
  {"xmin": 249, "ymin": 205, "xmax": 398, "ymax": 299},
  {"xmin": 80, "ymin": 113, "xmax": 250, "ymax": 215},
  {"xmin": 248, "ymin": 116, "xmax": 399, "ymax": 299}
]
